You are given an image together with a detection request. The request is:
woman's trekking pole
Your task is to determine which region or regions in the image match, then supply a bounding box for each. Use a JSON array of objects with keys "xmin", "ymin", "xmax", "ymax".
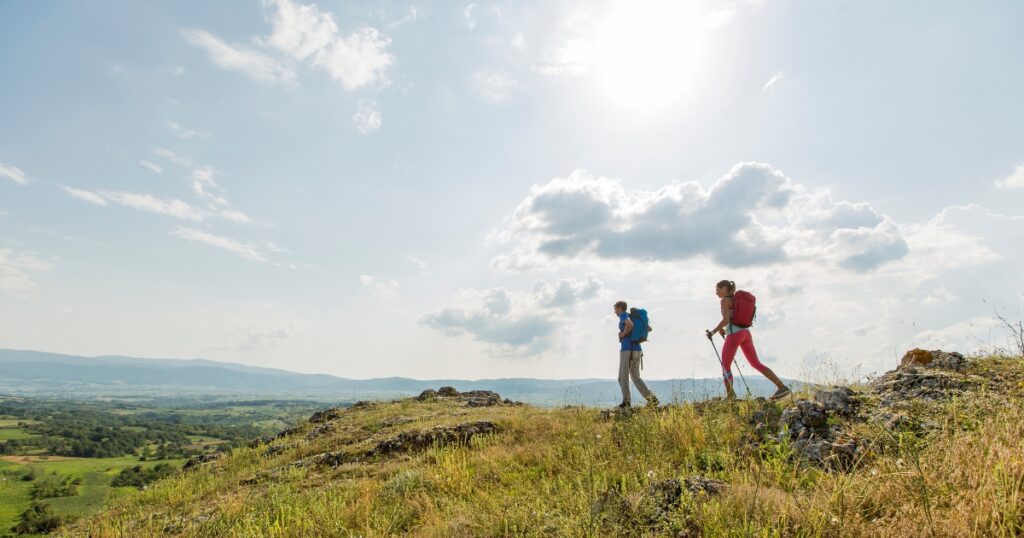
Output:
[{"xmin": 706, "ymin": 331, "xmax": 752, "ymax": 397}]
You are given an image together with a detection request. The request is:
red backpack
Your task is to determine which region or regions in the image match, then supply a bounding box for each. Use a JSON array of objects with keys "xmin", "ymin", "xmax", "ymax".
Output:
[{"xmin": 731, "ymin": 290, "xmax": 756, "ymax": 328}]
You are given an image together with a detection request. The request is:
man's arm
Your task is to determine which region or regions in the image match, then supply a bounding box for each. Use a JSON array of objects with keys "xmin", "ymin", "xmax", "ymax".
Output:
[{"xmin": 619, "ymin": 318, "xmax": 633, "ymax": 340}]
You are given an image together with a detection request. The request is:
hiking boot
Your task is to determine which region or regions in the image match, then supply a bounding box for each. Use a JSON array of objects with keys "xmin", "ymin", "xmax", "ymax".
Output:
[
  {"xmin": 617, "ymin": 402, "xmax": 630, "ymax": 409},
  {"xmin": 770, "ymin": 386, "xmax": 792, "ymax": 400},
  {"xmin": 645, "ymin": 395, "xmax": 660, "ymax": 407}
]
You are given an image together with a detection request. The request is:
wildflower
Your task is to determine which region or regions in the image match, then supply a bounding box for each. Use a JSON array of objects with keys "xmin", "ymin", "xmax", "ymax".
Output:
[
  {"xmin": 646, "ymin": 470, "xmax": 656, "ymax": 479},
  {"xmin": 830, "ymin": 517, "xmax": 839, "ymax": 526}
]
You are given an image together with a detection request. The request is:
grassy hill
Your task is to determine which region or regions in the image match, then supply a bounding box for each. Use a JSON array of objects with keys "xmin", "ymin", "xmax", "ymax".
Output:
[{"xmin": 61, "ymin": 353, "xmax": 1024, "ymax": 537}]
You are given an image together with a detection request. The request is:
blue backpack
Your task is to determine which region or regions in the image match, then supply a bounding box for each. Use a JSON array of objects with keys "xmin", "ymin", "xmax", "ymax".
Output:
[{"xmin": 628, "ymin": 308, "xmax": 651, "ymax": 343}]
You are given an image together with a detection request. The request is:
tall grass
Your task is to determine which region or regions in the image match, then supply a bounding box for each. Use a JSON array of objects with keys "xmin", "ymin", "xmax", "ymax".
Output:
[{"xmin": 62, "ymin": 356, "xmax": 1024, "ymax": 537}]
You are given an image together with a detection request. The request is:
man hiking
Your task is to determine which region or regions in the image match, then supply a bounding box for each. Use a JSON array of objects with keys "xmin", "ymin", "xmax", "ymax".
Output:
[
  {"xmin": 614, "ymin": 300, "xmax": 659, "ymax": 408},
  {"xmin": 707, "ymin": 280, "xmax": 790, "ymax": 400}
]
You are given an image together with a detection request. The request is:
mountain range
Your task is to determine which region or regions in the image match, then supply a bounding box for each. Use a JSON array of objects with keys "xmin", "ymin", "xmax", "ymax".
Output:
[{"xmin": 0, "ymin": 348, "xmax": 791, "ymax": 406}]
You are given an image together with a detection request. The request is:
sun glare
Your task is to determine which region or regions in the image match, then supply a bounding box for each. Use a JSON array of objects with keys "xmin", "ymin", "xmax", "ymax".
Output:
[{"xmin": 585, "ymin": 2, "xmax": 710, "ymax": 116}]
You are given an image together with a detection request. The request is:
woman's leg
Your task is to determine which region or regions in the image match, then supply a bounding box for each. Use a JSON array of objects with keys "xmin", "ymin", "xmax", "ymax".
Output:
[
  {"xmin": 720, "ymin": 333, "xmax": 739, "ymax": 397},
  {"xmin": 738, "ymin": 332, "xmax": 786, "ymax": 389}
]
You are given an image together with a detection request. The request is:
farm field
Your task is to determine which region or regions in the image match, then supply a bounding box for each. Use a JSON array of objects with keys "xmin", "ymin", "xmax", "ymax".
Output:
[{"xmin": 0, "ymin": 397, "xmax": 323, "ymax": 536}]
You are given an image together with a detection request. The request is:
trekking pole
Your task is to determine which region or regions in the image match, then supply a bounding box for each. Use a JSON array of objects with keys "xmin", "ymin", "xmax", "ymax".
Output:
[{"xmin": 706, "ymin": 331, "xmax": 752, "ymax": 398}]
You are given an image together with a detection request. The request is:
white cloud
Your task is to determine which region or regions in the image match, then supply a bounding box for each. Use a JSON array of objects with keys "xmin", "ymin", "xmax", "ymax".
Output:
[
  {"xmin": 60, "ymin": 186, "xmax": 108, "ymax": 206},
  {"xmin": 912, "ymin": 317, "xmax": 1007, "ymax": 355},
  {"xmin": 0, "ymin": 162, "xmax": 29, "ymax": 185},
  {"xmin": 360, "ymin": 274, "xmax": 400, "ymax": 297},
  {"xmin": 388, "ymin": 6, "xmax": 418, "ymax": 28},
  {"xmin": 0, "ymin": 248, "xmax": 52, "ymax": 295},
  {"xmin": 153, "ymin": 148, "xmax": 192, "ymax": 167},
  {"xmin": 492, "ymin": 163, "xmax": 909, "ymax": 273},
  {"xmin": 762, "ymin": 70, "xmax": 784, "ymax": 91},
  {"xmin": 181, "ymin": 28, "xmax": 297, "ymax": 84},
  {"xmin": 473, "ymin": 69, "xmax": 520, "ymax": 101},
  {"xmin": 138, "ymin": 160, "xmax": 163, "ymax": 174},
  {"xmin": 421, "ymin": 275, "xmax": 603, "ymax": 356},
  {"xmin": 995, "ymin": 164, "xmax": 1024, "ymax": 190},
  {"xmin": 62, "ymin": 187, "xmax": 204, "ymax": 221},
  {"xmin": 510, "ymin": 32, "xmax": 527, "ymax": 51},
  {"xmin": 233, "ymin": 324, "xmax": 298, "ymax": 350},
  {"xmin": 263, "ymin": 0, "xmax": 394, "ymax": 90},
  {"xmin": 171, "ymin": 227, "xmax": 267, "ymax": 261},
  {"xmin": 103, "ymin": 191, "xmax": 205, "ymax": 221},
  {"xmin": 352, "ymin": 99, "xmax": 382, "ymax": 134},
  {"xmin": 463, "ymin": 4, "xmax": 477, "ymax": 30},
  {"xmin": 167, "ymin": 121, "xmax": 212, "ymax": 140}
]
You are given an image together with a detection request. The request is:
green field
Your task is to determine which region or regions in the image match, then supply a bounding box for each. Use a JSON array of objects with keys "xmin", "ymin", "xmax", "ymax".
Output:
[
  {"xmin": 0, "ymin": 455, "xmax": 184, "ymax": 536},
  {"xmin": 0, "ymin": 428, "xmax": 38, "ymax": 441}
]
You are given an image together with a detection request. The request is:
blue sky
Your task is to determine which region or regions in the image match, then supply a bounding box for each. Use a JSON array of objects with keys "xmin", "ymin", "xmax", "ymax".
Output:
[{"xmin": 2, "ymin": 0, "xmax": 1023, "ymax": 381}]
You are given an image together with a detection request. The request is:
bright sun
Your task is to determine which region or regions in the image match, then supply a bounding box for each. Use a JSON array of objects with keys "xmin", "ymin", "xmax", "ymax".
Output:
[{"xmin": 566, "ymin": 1, "xmax": 712, "ymax": 116}]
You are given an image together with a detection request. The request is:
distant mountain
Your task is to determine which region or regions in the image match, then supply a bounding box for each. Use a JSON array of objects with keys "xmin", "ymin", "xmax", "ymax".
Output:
[{"xmin": 0, "ymin": 348, "xmax": 794, "ymax": 405}]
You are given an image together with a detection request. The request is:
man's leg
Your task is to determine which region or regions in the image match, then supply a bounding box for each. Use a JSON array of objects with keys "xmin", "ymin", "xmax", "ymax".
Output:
[
  {"xmin": 628, "ymin": 351, "xmax": 656, "ymax": 403},
  {"xmin": 618, "ymin": 350, "xmax": 632, "ymax": 405}
]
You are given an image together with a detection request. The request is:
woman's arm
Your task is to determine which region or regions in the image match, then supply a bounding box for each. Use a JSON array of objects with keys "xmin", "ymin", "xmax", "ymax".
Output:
[{"xmin": 709, "ymin": 297, "xmax": 731, "ymax": 336}]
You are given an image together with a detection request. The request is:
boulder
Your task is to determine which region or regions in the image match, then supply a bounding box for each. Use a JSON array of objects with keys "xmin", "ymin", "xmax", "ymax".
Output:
[
  {"xmin": 900, "ymin": 348, "xmax": 934, "ymax": 368},
  {"xmin": 416, "ymin": 389, "xmax": 438, "ymax": 400},
  {"xmin": 814, "ymin": 386, "xmax": 858, "ymax": 417},
  {"xmin": 437, "ymin": 386, "xmax": 460, "ymax": 397}
]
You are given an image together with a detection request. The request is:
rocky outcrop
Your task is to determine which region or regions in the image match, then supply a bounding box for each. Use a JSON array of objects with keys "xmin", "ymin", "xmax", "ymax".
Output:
[
  {"xmin": 308, "ymin": 408, "xmax": 343, "ymax": 424},
  {"xmin": 898, "ymin": 348, "xmax": 967, "ymax": 371},
  {"xmin": 778, "ymin": 395, "xmax": 864, "ymax": 470},
  {"xmin": 305, "ymin": 423, "xmax": 335, "ymax": 441},
  {"xmin": 416, "ymin": 387, "xmax": 520, "ymax": 407},
  {"xmin": 367, "ymin": 421, "xmax": 498, "ymax": 457},
  {"xmin": 182, "ymin": 452, "xmax": 222, "ymax": 472}
]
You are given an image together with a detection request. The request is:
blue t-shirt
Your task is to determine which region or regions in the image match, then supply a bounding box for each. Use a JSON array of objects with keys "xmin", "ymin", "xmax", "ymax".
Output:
[{"xmin": 618, "ymin": 313, "xmax": 641, "ymax": 352}]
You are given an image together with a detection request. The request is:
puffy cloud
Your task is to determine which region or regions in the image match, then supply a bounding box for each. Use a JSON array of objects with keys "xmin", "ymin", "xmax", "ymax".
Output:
[
  {"xmin": 170, "ymin": 227, "xmax": 267, "ymax": 262},
  {"xmin": 263, "ymin": 0, "xmax": 393, "ymax": 90},
  {"xmin": 352, "ymin": 99, "xmax": 382, "ymax": 134},
  {"xmin": 360, "ymin": 274, "xmax": 399, "ymax": 297},
  {"xmin": 421, "ymin": 275, "xmax": 602, "ymax": 355},
  {"xmin": 995, "ymin": 164, "xmax": 1024, "ymax": 190},
  {"xmin": 0, "ymin": 162, "xmax": 29, "ymax": 185},
  {"xmin": 0, "ymin": 248, "xmax": 52, "ymax": 295},
  {"xmin": 181, "ymin": 29, "xmax": 296, "ymax": 84},
  {"xmin": 492, "ymin": 163, "xmax": 908, "ymax": 273}
]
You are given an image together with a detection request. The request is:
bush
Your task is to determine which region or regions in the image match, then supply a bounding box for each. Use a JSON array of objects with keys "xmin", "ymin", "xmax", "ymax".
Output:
[{"xmin": 12, "ymin": 502, "xmax": 62, "ymax": 534}]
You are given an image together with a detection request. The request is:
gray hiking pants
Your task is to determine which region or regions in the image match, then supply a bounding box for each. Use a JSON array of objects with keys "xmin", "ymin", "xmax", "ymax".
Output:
[{"xmin": 619, "ymin": 350, "xmax": 653, "ymax": 404}]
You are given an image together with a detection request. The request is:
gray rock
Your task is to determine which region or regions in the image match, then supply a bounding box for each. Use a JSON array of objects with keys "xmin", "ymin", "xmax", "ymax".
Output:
[
  {"xmin": 367, "ymin": 420, "xmax": 498, "ymax": 457},
  {"xmin": 308, "ymin": 408, "xmax": 342, "ymax": 424}
]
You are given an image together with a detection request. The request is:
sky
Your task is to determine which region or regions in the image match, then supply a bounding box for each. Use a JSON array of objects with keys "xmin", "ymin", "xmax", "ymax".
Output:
[{"xmin": 1, "ymin": 0, "xmax": 1023, "ymax": 382}]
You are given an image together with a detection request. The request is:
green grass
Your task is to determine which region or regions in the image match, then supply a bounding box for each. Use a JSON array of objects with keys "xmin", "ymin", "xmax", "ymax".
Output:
[
  {"xmin": 0, "ymin": 427, "xmax": 39, "ymax": 441},
  {"xmin": 0, "ymin": 456, "xmax": 185, "ymax": 536},
  {"xmin": 60, "ymin": 355, "xmax": 1024, "ymax": 537}
]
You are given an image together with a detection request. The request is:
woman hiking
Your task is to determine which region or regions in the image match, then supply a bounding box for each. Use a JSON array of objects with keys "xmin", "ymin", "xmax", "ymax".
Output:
[{"xmin": 707, "ymin": 280, "xmax": 791, "ymax": 400}]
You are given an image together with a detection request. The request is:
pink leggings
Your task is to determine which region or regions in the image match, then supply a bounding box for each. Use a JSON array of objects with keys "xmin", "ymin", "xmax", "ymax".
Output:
[{"xmin": 721, "ymin": 330, "xmax": 769, "ymax": 381}]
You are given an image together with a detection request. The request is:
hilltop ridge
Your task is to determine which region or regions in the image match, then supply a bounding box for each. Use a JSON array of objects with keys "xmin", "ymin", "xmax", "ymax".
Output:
[{"xmin": 62, "ymin": 351, "xmax": 1024, "ymax": 537}]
